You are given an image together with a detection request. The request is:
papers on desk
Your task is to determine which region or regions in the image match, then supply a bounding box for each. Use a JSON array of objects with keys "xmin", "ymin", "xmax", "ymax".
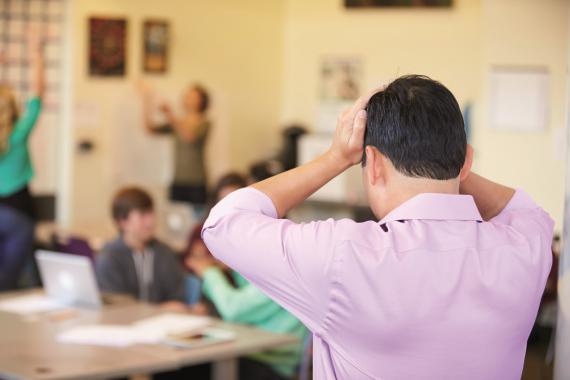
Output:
[
  {"xmin": 57, "ymin": 313, "xmax": 212, "ymax": 347},
  {"xmin": 58, "ymin": 325, "xmax": 143, "ymax": 347},
  {"xmin": 0, "ymin": 294, "xmax": 66, "ymax": 315}
]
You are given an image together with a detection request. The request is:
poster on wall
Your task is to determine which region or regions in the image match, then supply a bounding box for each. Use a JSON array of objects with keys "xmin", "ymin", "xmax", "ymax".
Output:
[
  {"xmin": 489, "ymin": 66, "xmax": 549, "ymax": 132},
  {"xmin": 143, "ymin": 20, "xmax": 169, "ymax": 73},
  {"xmin": 316, "ymin": 57, "xmax": 363, "ymax": 133},
  {"xmin": 88, "ymin": 17, "xmax": 127, "ymax": 76},
  {"xmin": 345, "ymin": 0, "xmax": 452, "ymax": 7}
]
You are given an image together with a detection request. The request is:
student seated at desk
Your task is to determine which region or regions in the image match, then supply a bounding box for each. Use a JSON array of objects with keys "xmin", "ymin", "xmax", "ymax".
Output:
[
  {"xmin": 95, "ymin": 187, "xmax": 187, "ymax": 309},
  {"xmin": 185, "ymin": 173, "xmax": 308, "ymax": 380}
]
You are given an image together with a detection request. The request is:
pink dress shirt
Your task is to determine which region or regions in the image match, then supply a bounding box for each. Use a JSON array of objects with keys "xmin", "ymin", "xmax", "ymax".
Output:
[{"xmin": 202, "ymin": 187, "xmax": 554, "ymax": 379}]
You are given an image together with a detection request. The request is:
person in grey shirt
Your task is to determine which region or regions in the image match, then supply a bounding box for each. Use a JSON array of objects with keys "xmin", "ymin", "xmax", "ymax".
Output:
[
  {"xmin": 142, "ymin": 84, "xmax": 211, "ymax": 208},
  {"xmin": 95, "ymin": 187, "xmax": 187, "ymax": 307}
]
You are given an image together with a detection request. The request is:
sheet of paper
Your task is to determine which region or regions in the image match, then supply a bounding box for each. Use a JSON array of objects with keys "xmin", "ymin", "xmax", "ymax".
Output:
[
  {"xmin": 57, "ymin": 313, "xmax": 212, "ymax": 347},
  {"xmin": 58, "ymin": 325, "xmax": 141, "ymax": 347},
  {"xmin": 0, "ymin": 294, "xmax": 65, "ymax": 315},
  {"xmin": 489, "ymin": 67, "xmax": 549, "ymax": 132},
  {"xmin": 132, "ymin": 313, "xmax": 211, "ymax": 343}
]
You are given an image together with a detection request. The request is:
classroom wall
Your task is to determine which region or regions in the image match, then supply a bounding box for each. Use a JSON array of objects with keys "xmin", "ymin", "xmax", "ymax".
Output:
[
  {"xmin": 279, "ymin": 0, "xmax": 568, "ymax": 230},
  {"xmin": 475, "ymin": 0, "xmax": 568, "ymax": 232},
  {"xmin": 66, "ymin": 0, "xmax": 285, "ymax": 227},
  {"xmin": 63, "ymin": 0, "xmax": 568, "ymax": 231}
]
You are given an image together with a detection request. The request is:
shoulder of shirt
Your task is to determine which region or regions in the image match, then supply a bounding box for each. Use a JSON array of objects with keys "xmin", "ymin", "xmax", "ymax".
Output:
[{"xmin": 149, "ymin": 239, "xmax": 177, "ymax": 256}]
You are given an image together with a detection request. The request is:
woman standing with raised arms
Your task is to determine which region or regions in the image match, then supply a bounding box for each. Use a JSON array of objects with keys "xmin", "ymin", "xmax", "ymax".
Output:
[{"xmin": 0, "ymin": 30, "xmax": 45, "ymax": 290}]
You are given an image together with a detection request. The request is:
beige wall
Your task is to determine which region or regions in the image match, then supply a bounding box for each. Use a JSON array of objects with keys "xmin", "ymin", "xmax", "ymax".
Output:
[
  {"xmin": 475, "ymin": 0, "xmax": 568, "ymax": 231},
  {"xmin": 67, "ymin": 0, "xmax": 285, "ymax": 227},
  {"xmin": 280, "ymin": 0, "xmax": 568, "ymax": 230},
  {"xmin": 64, "ymin": 0, "xmax": 568, "ymax": 231}
]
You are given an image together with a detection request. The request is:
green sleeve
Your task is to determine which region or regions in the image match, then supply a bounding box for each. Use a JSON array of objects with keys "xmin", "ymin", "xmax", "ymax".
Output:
[
  {"xmin": 10, "ymin": 97, "xmax": 42, "ymax": 144},
  {"xmin": 202, "ymin": 268, "xmax": 282, "ymax": 323}
]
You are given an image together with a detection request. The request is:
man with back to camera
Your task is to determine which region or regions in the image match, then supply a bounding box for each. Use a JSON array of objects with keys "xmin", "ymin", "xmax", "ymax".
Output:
[{"xmin": 201, "ymin": 75, "xmax": 554, "ymax": 379}]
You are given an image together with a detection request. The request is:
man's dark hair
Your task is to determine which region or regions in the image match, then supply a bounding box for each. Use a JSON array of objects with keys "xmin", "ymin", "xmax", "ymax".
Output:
[
  {"xmin": 363, "ymin": 75, "xmax": 466, "ymax": 180},
  {"xmin": 111, "ymin": 187, "xmax": 154, "ymax": 223}
]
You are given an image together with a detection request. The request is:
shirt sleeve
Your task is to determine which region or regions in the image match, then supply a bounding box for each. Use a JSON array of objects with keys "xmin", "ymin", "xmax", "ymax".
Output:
[
  {"xmin": 9, "ymin": 97, "xmax": 42, "ymax": 144},
  {"xmin": 202, "ymin": 187, "xmax": 344, "ymax": 331},
  {"xmin": 95, "ymin": 251, "xmax": 129, "ymax": 295},
  {"xmin": 490, "ymin": 189, "xmax": 555, "ymax": 290},
  {"xmin": 202, "ymin": 267, "xmax": 284, "ymax": 324},
  {"xmin": 160, "ymin": 248, "xmax": 187, "ymax": 303},
  {"xmin": 490, "ymin": 189, "xmax": 554, "ymax": 242}
]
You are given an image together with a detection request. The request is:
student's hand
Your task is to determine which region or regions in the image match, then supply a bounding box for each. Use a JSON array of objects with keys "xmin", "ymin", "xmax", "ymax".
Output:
[
  {"xmin": 186, "ymin": 255, "xmax": 217, "ymax": 278},
  {"xmin": 188, "ymin": 302, "xmax": 208, "ymax": 316},
  {"xmin": 159, "ymin": 301, "xmax": 188, "ymax": 313},
  {"xmin": 328, "ymin": 89, "xmax": 379, "ymax": 167}
]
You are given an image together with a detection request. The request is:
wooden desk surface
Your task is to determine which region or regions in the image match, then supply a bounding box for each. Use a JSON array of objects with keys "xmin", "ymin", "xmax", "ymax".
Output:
[{"xmin": 0, "ymin": 292, "xmax": 299, "ymax": 380}]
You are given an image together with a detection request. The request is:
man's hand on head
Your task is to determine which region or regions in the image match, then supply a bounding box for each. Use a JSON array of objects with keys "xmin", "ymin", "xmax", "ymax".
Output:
[{"xmin": 328, "ymin": 88, "xmax": 381, "ymax": 168}]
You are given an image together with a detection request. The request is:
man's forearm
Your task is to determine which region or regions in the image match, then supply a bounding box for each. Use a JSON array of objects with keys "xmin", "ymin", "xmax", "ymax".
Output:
[
  {"xmin": 251, "ymin": 150, "xmax": 351, "ymax": 218},
  {"xmin": 459, "ymin": 172, "xmax": 515, "ymax": 221}
]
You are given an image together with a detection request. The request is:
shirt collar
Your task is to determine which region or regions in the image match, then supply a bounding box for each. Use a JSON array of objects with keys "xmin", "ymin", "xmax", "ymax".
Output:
[{"xmin": 380, "ymin": 193, "xmax": 483, "ymax": 224}]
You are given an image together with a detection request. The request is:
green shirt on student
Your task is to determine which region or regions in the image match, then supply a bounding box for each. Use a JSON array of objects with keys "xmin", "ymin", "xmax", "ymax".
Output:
[
  {"xmin": 202, "ymin": 267, "xmax": 308, "ymax": 378},
  {"xmin": 0, "ymin": 97, "xmax": 42, "ymax": 196}
]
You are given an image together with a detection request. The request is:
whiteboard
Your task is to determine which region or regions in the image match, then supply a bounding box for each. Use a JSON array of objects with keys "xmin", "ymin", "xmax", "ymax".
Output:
[{"xmin": 298, "ymin": 134, "xmax": 365, "ymax": 204}]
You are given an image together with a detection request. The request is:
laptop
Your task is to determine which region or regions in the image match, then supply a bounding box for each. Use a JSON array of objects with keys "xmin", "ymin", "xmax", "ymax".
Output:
[{"xmin": 35, "ymin": 250, "xmax": 102, "ymax": 308}]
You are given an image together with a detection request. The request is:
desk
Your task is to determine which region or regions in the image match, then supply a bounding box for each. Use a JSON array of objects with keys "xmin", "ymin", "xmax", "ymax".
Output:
[{"xmin": 0, "ymin": 292, "xmax": 299, "ymax": 380}]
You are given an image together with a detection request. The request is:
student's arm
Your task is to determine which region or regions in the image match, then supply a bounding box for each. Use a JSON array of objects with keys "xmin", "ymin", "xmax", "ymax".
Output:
[
  {"xmin": 459, "ymin": 172, "xmax": 515, "ymax": 221},
  {"xmin": 201, "ymin": 267, "xmax": 283, "ymax": 323},
  {"xmin": 202, "ymin": 93, "xmax": 374, "ymax": 330},
  {"xmin": 28, "ymin": 28, "xmax": 45, "ymax": 100},
  {"xmin": 164, "ymin": 109, "xmax": 207, "ymax": 143},
  {"xmin": 141, "ymin": 91, "xmax": 173, "ymax": 135},
  {"xmin": 9, "ymin": 30, "xmax": 44, "ymax": 144}
]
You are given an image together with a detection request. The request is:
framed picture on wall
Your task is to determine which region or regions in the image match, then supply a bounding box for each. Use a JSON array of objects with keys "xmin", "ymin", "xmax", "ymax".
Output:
[
  {"xmin": 143, "ymin": 20, "xmax": 169, "ymax": 73},
  {"xmin": 345, "ymin": 0, "xmax": 452, "ymax": 7},
  {"xmin": 88, "ymin": 17, "xmax": 127, "ymax": 76}
]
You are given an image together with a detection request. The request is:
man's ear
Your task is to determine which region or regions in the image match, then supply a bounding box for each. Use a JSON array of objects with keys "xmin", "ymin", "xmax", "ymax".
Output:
[
  {"xmin": 365, "ymin": 146, "xmax": 383, "ymax": 186},
  {"xmin": 459, "ymin": 144, "xmax": 473, "ymax": 182}
]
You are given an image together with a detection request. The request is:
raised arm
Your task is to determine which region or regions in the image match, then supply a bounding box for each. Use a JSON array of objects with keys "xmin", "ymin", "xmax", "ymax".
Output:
[
  {"xmin": 164, "ymin": 110, "xmax": 207, "ymax": 143},
  {"xmin": 459, "ymin": 172, "xmax": 515, "ymax": 221},
  {"xmin": 28, "ymin": 28, "xmax": 45, "ymax": 99}
]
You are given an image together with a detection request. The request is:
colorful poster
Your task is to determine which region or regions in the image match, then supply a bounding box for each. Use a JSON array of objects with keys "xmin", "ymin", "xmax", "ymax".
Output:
[
  {"xmin": 88, "ymin": 17, "xmax": 127, "ymax": 76},
  {"xmin": 143, "ymin": 20, "xmax": 169, "ymax": 73}
]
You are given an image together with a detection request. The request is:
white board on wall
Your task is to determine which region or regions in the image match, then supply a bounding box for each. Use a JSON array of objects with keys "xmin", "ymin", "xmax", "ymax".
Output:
[
  {"xmin": 111, "ymin": 93, "xmax": 173, "ymax": 186},
  {"xmin": 489, "ymin": 67, "xmax": 549, "ymax": 132},
  {"xmin": 298, "ymin": 134, "xmax": 365, "ymax": 204}
]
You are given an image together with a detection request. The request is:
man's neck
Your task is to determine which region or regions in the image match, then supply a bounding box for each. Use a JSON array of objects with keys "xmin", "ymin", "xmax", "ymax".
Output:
[{"xmin": 379, "ymin": 175, "xmax": 460, "ymax": 219}]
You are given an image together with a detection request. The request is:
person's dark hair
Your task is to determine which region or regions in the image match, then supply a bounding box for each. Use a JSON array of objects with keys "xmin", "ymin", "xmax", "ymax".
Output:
[
  {"xmin": 363, "ymin": 75, "xmax": 466, "ymax": 180},
  {"xmin": 213, "ymin": 172, "xmax": 247, "ymax": 201},
  {"xmin": 111, "ymin": 187, "xmax": 154, "ymax": 223},
  {"xmin": 192, "ymin": 84, "xmax": 210, "ymax": 113}
]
